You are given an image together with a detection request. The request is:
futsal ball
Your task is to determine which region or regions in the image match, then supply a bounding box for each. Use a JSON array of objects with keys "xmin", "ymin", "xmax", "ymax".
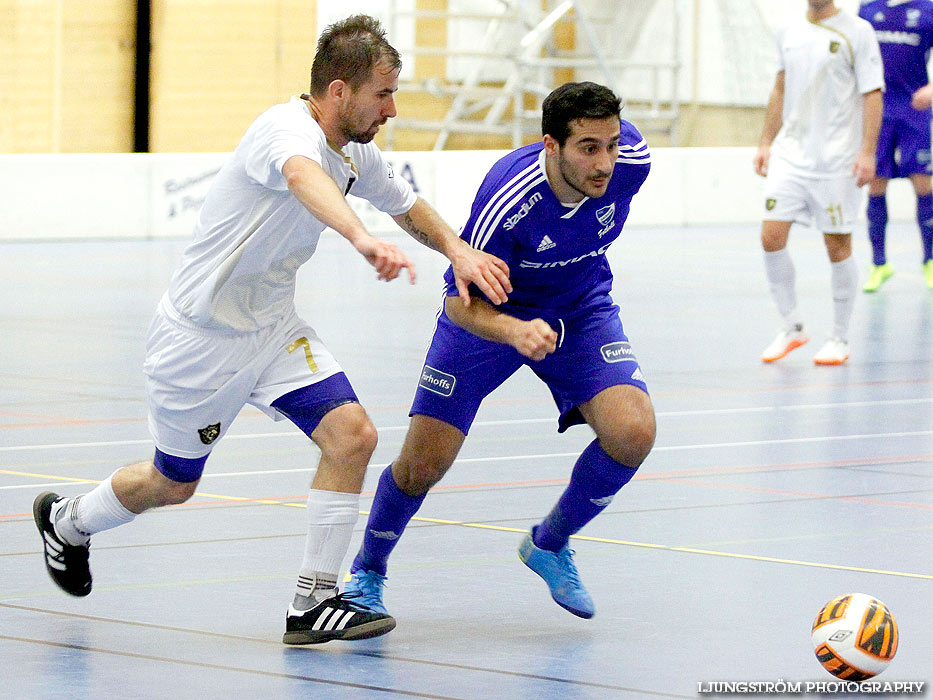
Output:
[{"xmin": 811, "ymin": 593, "xmax": 898, "ymax": 681}]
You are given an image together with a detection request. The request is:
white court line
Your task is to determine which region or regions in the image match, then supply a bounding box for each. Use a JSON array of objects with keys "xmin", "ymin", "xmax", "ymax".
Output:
[
  {"xmin": 1, "ymin": 397, "xmax": 932, "ymax": 454},
  {"xmin": 2, "ymin": 429, "xmax": 932, "ymax": 491}
]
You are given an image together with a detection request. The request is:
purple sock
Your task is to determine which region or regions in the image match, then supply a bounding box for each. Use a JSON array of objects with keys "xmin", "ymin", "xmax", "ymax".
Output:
[
  {"xmin": 867, "ymin": 194, "xmax": 888, "ymax": 266},
  {"xmin": 351, "ymin": 465, "xmax": 426, "ymax": 576},
  {"xmin": 533, "ymin": 439, "xmax": 638, "ymax": 552},
  {"xmin": 917, "ymin": 193, "xmax": 933, "ymax": 262}
]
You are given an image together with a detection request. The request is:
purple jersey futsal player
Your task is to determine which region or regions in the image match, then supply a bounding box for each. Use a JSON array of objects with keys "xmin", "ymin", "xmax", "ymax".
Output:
[
  {"xmin": 859, "ymin": 0, "xmax": 933, "ymax": 290},
  {"xmin": 343, "ymin": 82, "xmax": 656, "ymax": 622}
]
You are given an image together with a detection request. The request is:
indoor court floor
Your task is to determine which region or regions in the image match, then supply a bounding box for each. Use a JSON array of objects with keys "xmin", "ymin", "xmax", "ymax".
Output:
[{"xmin": 1, "ymin": 222, "xmax": 931, "ymax": 698}]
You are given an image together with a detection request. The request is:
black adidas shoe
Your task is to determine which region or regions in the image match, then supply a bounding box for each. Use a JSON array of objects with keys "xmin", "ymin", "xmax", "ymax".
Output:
[
  {"xmin": 33, "ymin": 492, "xmax": 92, "ymax": 597},
  {"xmin": 282, "ymin": 593, "xmax": 396, "ymax": 645}
]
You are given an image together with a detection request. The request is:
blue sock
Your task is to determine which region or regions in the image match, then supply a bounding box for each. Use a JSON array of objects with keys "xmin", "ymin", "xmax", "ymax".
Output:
[
  {"xmin": 917, "ymin": 193, "xmax": 933, "ymax": 263},
  {"xmin": 867, "ymin": 194, "xmax": 888, "ymax": 266},
  {"xmin": 351, "ymin": 465, "xmax": 426, "ymax": 576},
  {"xmin": 533, "ymin": 440, "xmax": 638, "ymax": 552}
]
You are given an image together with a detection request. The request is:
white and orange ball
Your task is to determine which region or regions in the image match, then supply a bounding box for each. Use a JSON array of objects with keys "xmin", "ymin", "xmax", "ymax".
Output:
[{"xmin": 811, "ymin": 593, "xmax": 898, "ymax": 681}]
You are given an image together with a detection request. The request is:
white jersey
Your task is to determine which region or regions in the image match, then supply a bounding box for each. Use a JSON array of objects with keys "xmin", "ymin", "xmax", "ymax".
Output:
[
  {"xmin": 772, "ymin": 10, "xmax": 884, "ymax": 177},
  {"xmin": 165, "ymin": 96, "xmax": 417, "ymax": 332}
]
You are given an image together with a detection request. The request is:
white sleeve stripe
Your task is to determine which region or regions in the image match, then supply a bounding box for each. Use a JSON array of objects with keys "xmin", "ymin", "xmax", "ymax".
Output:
[
  {"xmin": 617, "ymin": 156, "xmax": 652, "ymax": 165},
  {"xmin": 468, "ymin": 162, "xmax": 540, "ymax": 248},
  {"xmin": 475, "ymin": 174, "xmax": 547, "ymax": 251},
  {"xmin": 619, "ymin": 138, "xmax": 648, "ymax": 152},
  {"xmin": 466, "ymin": 161, "xmax": 540, "ymax": 247}
]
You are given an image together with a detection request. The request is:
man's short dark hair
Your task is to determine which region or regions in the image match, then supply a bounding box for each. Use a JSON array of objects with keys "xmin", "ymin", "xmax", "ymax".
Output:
[
  {"xmin": 542, "ymin": 82, "xmax": 622, "ymax": 145},
  {"xmin": 309, "ymin": 15, "xmax": 402, "ymax": 96}
]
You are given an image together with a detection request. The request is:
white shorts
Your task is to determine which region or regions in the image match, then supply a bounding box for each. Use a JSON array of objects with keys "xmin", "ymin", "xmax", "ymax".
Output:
[
  {"xmin": 762, "ymin": 164, "xmax": 863, "ymax": 234},
  {"xmin": 143, "ymin": 296, "xmax": 344, "ymax": 458}
]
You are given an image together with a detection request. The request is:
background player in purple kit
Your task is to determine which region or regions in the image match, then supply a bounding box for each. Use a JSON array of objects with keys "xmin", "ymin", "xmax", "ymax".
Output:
[
  {"xmin": 343, "ymin": 82, "xmax": 656, "ymax": 622},
  {"xmin": 859, "ymin": 0, "xmax": 933, "ymax": 291}
]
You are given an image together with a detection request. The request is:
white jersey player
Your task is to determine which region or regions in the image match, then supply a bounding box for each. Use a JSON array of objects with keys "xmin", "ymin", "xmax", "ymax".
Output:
[
  {"xmin": 754, "ymin": 0, "xmax": 884, "ymax": 366},
  {"xmin": 32, "ymin": 15, "xmax": 511, "ymax": 646}
]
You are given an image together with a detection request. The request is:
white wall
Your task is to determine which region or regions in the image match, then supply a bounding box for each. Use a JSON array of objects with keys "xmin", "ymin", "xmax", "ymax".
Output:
[{"xmin": 0, "ymin": 148, "xmax": 919, "ymax": 242}]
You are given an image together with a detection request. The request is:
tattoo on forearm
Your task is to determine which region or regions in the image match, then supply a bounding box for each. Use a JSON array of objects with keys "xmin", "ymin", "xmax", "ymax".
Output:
[{"xmin": 402, "ymin": 213, "xmax": 439, "ymax": 251}]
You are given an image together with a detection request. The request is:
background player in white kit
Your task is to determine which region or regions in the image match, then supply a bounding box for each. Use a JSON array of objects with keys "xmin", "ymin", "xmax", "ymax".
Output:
[
  {"xmin": 32, "ymin": 15, "xmax": 510, "ymax": 646},
  {"xmin": 754, "ymin": 0, "xmax": 884, "ymax": 366}
]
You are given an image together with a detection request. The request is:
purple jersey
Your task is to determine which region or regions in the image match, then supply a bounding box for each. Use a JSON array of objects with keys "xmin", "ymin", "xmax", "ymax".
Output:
[
  {"xmin": 859, "ymin": 0, "xmax": 933, "ymax": 118},
  {"xmin": 443, "ymin": 119, "xmax": 650, "ymax": 320}
]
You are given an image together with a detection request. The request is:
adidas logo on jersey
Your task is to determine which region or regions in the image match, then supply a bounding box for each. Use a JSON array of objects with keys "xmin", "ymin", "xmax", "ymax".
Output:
[
  {"xmin": 537, "ymin": 235, "xmax": 556, "ymax": 252},
  {"xmin": 632, "ymin": 368, "xmax": 645, "ymax": 382}
]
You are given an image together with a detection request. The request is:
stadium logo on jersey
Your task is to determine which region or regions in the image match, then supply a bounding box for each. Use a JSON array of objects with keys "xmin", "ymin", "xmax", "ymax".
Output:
[
  {"xmin": 504, "ymin": 192, "xmax": 543, "ymax": 230},
  {"xmin": 829, "ymin": 40, "xmax": 840, "ymax": 53},
  {"xmin": 197, "ymin": 422, "xmax": 221, "ymax": 445},
  {"xmin": 596, "ymin": 203, "xmax": 616, "ymax": 237},
  {"xmin": 419, "ymin": 365, "xmax": 456, "ymax": 397},
  {"xmin": 766, "ymin": 198, "xmax": 777, "ymax": 211},
  {"xmin": 537, "ymin": 235, "xmax": 556, "ymax": 252},
  {"xmin": 520, "ymin": 242, "xmax": 611, "ymax": 268},
  {"xmin": 600, "ymin": 341, "xmax": 637, "ymax": 364}
]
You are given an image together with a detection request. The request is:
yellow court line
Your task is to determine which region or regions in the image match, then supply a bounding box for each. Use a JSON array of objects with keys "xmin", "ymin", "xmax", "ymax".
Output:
[
  {"xmin": 5, "ymin": 470, "xmax": 931, "ymax": 580},
  {"xmin": 0, "ymin": 468, "xmax": 100, "ymax": 484},
  {"xmin": 406, "ymin": 515, "xmax": 933, "ymax": 581}
]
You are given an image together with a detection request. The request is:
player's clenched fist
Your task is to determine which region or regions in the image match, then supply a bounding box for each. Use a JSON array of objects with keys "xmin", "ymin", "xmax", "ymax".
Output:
[{"xmin": 509, "ymin": 318, "xmax": 558, "ymax": 361}]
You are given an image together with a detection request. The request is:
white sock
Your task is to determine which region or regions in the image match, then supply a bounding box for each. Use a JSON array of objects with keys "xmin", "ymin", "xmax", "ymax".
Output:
[
  {"xmin": 52, "ymin": 473, "xmax": 136, "ymax": 546},
  {"xmin": 764, "ymin": 248, "xmax": 801, "ymax": 329},
  {"xmin": 830, "ymin": 256, "xmax": 858, "ymax": 341},
  {"xmin": 294, "ymin": 490, "xmax": 360, "ymax": 609}
]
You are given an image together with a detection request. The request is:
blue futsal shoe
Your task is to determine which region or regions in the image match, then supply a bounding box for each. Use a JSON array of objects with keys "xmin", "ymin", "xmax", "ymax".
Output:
[
  {"xmin": 344, "ymin": 568, "xmax": 389, "ymax": 615},
  {"xmin": 518, "ymin": 529, "xmax": 595, "ymax": 619}
]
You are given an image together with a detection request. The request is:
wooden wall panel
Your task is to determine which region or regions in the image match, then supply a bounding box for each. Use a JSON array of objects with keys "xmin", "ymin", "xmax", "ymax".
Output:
[
  {"xmin": 149, "ymin": 0, "xmax": 317, "ymax": 152},
  {"xmin": 0, "ymin": 0, "xmax": 134, "ymax": 153}
]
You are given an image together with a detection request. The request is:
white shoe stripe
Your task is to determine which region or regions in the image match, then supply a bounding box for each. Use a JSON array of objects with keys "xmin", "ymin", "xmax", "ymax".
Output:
[
  {"xmin": 324, "ymin": 610, "xmax": 347, "ymax": 631},
  {"xmin": 311, "ymin": 608, "xmax": 335, "ymax": 631},
  {"xmin": 333, "ymin": 610, "xmax": 355, "ymax": 631}
]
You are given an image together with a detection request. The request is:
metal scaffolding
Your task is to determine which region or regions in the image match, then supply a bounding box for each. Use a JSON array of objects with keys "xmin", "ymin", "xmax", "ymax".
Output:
[{"xmin": 385, "ymin": 0, "xmax": 682, "ymax": 150}]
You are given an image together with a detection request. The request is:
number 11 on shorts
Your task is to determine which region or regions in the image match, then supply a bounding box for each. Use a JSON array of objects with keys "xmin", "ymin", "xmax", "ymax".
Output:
[
  {"xmin": 826, "ymin": 203, "xmax": 843, "ymax": 227},
  {"xmin": 287, "ymin": 337, "xmax": 319, "ymax": 372}
]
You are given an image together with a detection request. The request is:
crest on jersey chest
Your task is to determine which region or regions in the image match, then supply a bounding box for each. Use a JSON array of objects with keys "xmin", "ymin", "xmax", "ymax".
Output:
[
  {"xmin": 596, "ymin": 203, "xmax": 616, "ymax": 237},
  {"xmin": 829, "ymin": 40, "xmax": 841, "ymax": 53}
]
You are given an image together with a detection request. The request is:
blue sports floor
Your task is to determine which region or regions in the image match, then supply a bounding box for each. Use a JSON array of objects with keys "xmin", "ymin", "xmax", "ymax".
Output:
[{"xmin": 1, "ymin": 223, "xmax": 931, "ymax": 698}]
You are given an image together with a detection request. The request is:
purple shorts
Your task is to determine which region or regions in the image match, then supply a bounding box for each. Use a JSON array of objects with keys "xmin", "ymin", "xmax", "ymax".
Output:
[
  {"xmin": 410, "ymin": 302, "xmax": 648, "ymax": 435},
  {"xmin": 876, "ymin": 111, "xmax": 932, "ymax": 179}
]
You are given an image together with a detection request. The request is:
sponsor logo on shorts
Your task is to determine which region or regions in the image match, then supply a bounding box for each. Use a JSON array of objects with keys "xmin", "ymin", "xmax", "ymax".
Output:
[
  {"xmin": 198, "ymin": 422, "xmax": 221, "ymax": 445},
  {"xmin": 419, "ymin": 365, "xmax": 456, "ymax": 397},
  {"xmin": 369, "ymin": 529, "xmax": 400, "ymax": 540},
  {"xmin": 601, "ymin": 341, "xmax": 636, "ymax": 364},
  {"xmin": 766, "ymin": 198, "xmax": 776, "ymax": 211},
  {"xmin": 589, "ymin": 495, "xmax": 614, "ymax": 507}
]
